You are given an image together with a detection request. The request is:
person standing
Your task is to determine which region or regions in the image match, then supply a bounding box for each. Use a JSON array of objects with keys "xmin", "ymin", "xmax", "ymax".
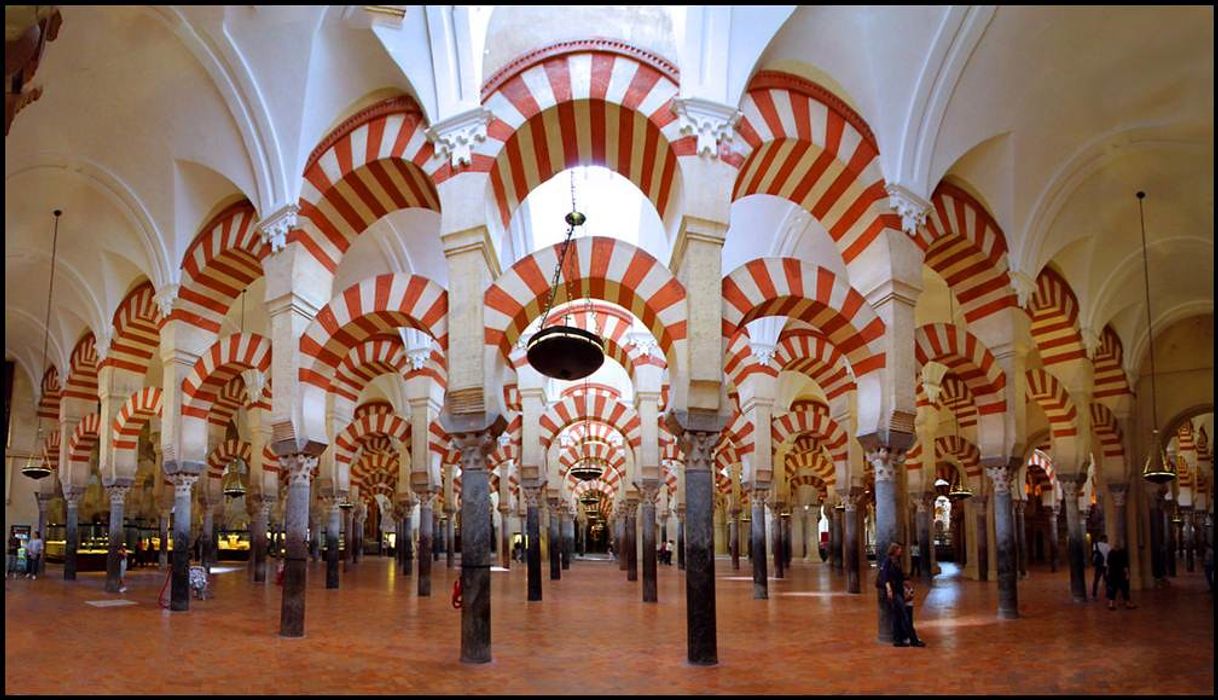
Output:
[
  {"xmin": 25, "ymin": 531, "xmax": 44, "ymax": 580},
  {"xmin": 7, "ymin": 533, "xmax": 21, "ymax": 578},
  {"xmin": 1105, "ymin": 543, "xmax": 1135, "ymax": 610},
  {"xmin": 1090, "ymin": 534, "xmax": 1110, "ymax": 600},
  {"xmin": 118, "ymin": 543, "xmax": 129, "ymax": 593},
  {"xmin": 880, "ymin": 542, "xmax": 924, "ymax": 646}
]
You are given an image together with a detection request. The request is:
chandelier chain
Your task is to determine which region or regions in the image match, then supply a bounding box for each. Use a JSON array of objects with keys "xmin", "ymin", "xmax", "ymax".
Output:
[{"xmin": 1137, "ymin": 192, "xmax": 1160, "ymax": 433}]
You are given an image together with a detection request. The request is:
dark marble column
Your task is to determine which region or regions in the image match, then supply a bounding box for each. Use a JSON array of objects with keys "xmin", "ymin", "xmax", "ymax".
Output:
[
  {"xmin": 446, "ymin": 507, "xmax": 456, "ymax": 569},
  {"xmin": 783, "ymin": 512, "xmax": 793, "ymax": 568},
  {"xmin": 641, "ymin": 482, "xmax": 659, "ymax": 602},
  {"xmin": 326, "ymin": 499, "xmax": 341, "ymax": 589},
  {"xmin": 1165, "ymin": 507, "xmax": 1178, "ymax": 577},
  {"xmin": 562, "ymin": 508, "xmax": 574, "ymax": 569},
  {"xmin": 341, "ymin": 505, "xmax": 354, "ymax": 572},
  {"xmin": 616, "ymin": 513, "xmax": 627, "ymax": 570},
  {"xmin": 831, "ymin": 504, "xmax": 844, "ymax": 573},
  {"xmin": 417, "ymin": 494, "xmax": 434, "ymax": 597},
  {"xmin": 676, "ymin": 505, "xmax": 686, "ymax": 571},
  {"xmin": 278, "ymin": 454, "xmax": 317, "ymax": 638},
  {"xmin": 253, "ymin": 496, "xmax": 271, "ymax": 583},
  {"xmin": 773, "ymin": 501, "xmax": 785, "ymax": 579},
  {"xmin": 659, "ymin": 512, "xmax": 670, "ymax": 563},
  {"xmin": 432, "ymin": 509, "xmax": 442, "ymax": 561},
  {"xmin": 499, "ymin": 506, "xmax": 512, "ymax": 570},
  {"xmin": 750, "ymin": 489, "xmax": 769, "ymax": 599},
  {"xmin": 548, "ymin": 501, "xmax": 562, "ymax": 581},
  {"xmin": 1182, "ymin": 507, "xmax": 1195, "ymax": 572},
  {"xmin": 975, "ymin": 496, "xmax": 989, "ymax": 582},
  {"xmin": 354, "ymin": 509, "xmax": 366, "ymax": 564},
  {"xmin": 728, "ymin": 507, "xmax": 740, "ymax": 570},
  {"xmin": 843, "ymin": 489, "xmax": 861, "ymax": 594},
  {"xmin": 861, "ymin": 435, "xmax": 912, "ymax": 645},
  {"xmin": 625, "ymin": 499, "xmax": 639, "ymax": 582},
  {"xmin": 402, "ymin": 507, "xmax": 415, "ymax": 576},
  {"xmin": 984, "ymin": 458, "xmax": 1019, "ymax": 619},
  {"xmin": 1061, "ymin": 480, "xmax": 1087, "ymax": 601},
  {"xmin": 448, "ymin": 426, "xmax": 501, "ymax": 665},
  {"xmin": 308, "ymin": 510, "xmax": 320, "ymax": 562},
  {"xmin": 104, "ymin": 482, "xmax": 130, "ymax": 593},
  {"xmin": 167, "ymin": 475, "xmax": 195, "ymax": 609},
  {"xmin": 523, "ymin": 485, "xmax": 543, "ymax": 601},
  {"xmin": 914, "ymin": 493, "xmax": 932, "ymax": 582},
  {"xmin": 34, "ymin": 493, "xmax": 51, "ymax": 576},
  {"xmin": 158, "ymin": 509, "xmax": 170, "ymax": 570},
  {"xmin": 671, "ymin": 425, "xmax": 720, "ymax": 666},
  {"xmin": 1049, "ymin": 504, "xmax": 1060, "ymax": 572}
]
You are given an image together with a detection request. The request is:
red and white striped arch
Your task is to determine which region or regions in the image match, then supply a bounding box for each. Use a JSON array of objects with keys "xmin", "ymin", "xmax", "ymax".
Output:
[
  {"xmin": 353, "ymin": 451, "xmax": 399, "ymax": 492},
  {"xmin": 1025, "ymin": 369, "xmax": 1078, "ymax": 439},
  {"xmin": 560, "ymin": 420, "xmax": 625, "ymax": 446},
  {"xmin": 486, "ymin": 237, "xmax": 685, "ymax": 361},
  {"xmin": 111, "ymin": 387, "xmax": 162, "ymax": 471},
  {"xmin": 354, "ymin": 400, "xmax": 394, "ymax": 420},
  {"xmin": 67, "ymin": 412, "xmax": 102, "ymax": 470},
  {"xmin": 104, "ymin": 280, "xmax": 163, "ymax": 375},
  {"xmin": 559, "ymin": 383, "xmax": 622, "ymax": 403},
  {"xmin": 210, "ymin": 375, "xmax": 247, "ymax": 428},
  {"xmin": 206, "ymin": 438, "xmax": 252, "ymax": 479},
  {"xmin": 784, "ymin": 449, "xmax": 835, "ymax": 483},
  {"xmin": 940, "ymin": 376, "xmax": 979, "ymax": 430},
  {"xmin": 571, "ymin": 477, "xmax": 621, "ymax": 503},
  {"xmin": 734, "ymin": 71, "xmax": 900, "ymax": 265},
  {"xmin": 539, "ymin": 394, "xmax": 641, "ymax": 449},
  {"xmin": 64, "ymin": 332, "xmax": 99, "ymax": 403},
  {"xmin": 914, "ymin": 182, "xmax": 1016, "ymax": 322},
  {"xmin": 510, "ymin": 301, "xmax": 664, "ymax": 379},
  {"xmin": 1089, "ymin": 403, "xmax": 1124, "ymax": 463},
  {"xmin": 1029, "ymin": 267, "xmax": 1086, "ymax": 366},
  {"xmin": 1025, "ymin": 449, "xmax": 1057, "ymax": 490},
  {"xmin": 331, "ymin": 336, "xmax": 409, "ymax": 403},
  {"xmin": 333, "ymin": 412, "xmax": 412, "ymax": 467},
  {"xmin": 37, "ymin": 367, "xmax": 61, "ymax": 420},
  {"xmin": 914, "ymin": 323, "xmax": 1006, "ymax": 413},
  {"xmin": 788, "ymin": 398, "xmax": 830, "ymax": 414},
  {"xmin": 774, "ymin": 329, "xmax": 855, "ymax": 401},
  {"xmin": 294, "ymin": 96, "xmax": 440, "ymax": 273},
  {"xmin": 357, "ymin": 434, "xmax": 396, "ymax": 458},
  {"xmin": 1093, "ymin": 325, "xmax": 1132, "ymax": 399},
  {"xmin": 772, "ymin": 410, "xmax": 848, "ymax": 467},
  {"xmin": 299, "ymin": 274, "xmax": 448, "ymax": 390},
  {"xmin": 181, "ymin": 334, "xmax": 273, "ymax": 419},
  {"xmin": 935, "ymin": 435, "xmax": 982, "ymax": 478},
  {"xmin": 722, "ymin": 258, "xmax": 885, "ymax": 376},
  {"xmin": 722, "ymin": 329, "xmax": 778, "ymax": 389},
  {"xmin": 480, "ymin": 40, "xmax": 690, "ymax": 227},
  {"xmin": 488, "ymin": 415, "xmax": 522, "ymax": 470},
  {"xmin": 41, "ymin": 431, "xmax": 61, "ymax": 471},
  {"xmin": 174, "ymin": 201, "xmax": 266, "ymax": 334}
]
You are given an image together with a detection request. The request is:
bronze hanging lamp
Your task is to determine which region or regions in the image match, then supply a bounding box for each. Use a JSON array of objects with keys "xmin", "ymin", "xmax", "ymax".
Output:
[
  {"xmin": 221, "ymin": 458, "xmax": 247, "ymax": 498},
  {"xmin": 22, "ymin": 210, "xmax": 62, "ymax": 481},
  {"xmin": 1134, "ymin": 192, "xmax": 1176, "ymax": 484},
  {"xmin": 526, "ymin": 173, "xmax": 605, "ymax": 380},
  {"xmin": 568, "ymin": 382, "xmax": 605, "ymax": 481}
]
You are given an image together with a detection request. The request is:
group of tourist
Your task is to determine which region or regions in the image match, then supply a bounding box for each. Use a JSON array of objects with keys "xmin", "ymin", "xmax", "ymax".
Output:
[
  {"xmin": 6, "ymin": 531, "xmax": 43, "ymax": 580},
  {"xmin": 1090, "ymin": 535, "xmax": 1136, "ymax": 610}
]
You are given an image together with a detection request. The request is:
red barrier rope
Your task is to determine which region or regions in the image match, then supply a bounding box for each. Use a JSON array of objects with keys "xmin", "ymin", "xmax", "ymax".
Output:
[
  {"xmin": 451, "ymin": 577, "xmax": 463, "ymax": 609},
  {"xmin": 157, "ymin": 568, "xmax": 172, "ymax": 609}
]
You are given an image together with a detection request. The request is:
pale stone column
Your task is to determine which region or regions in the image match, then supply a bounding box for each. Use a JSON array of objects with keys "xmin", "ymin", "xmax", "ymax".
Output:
[
  {"xmin": 1060, "ymin": 479, "xmax": 1088, "ymax": 601},
  {"xmin": 1049, "ymin": 503, "xmax": 1061, "ymax": 572},
  {"xmin": 750, "ymin": 488, "xmax": 770, "ymax": 599},
  {"xmin": 861, "ymin": 436, "xmax": 914, "ymax": 644},
  {"xmin": 158, "ymin": 508, "xmax": 170, "ymax": 570},
  {"xmin": 523, "ymin": 484, "xmax": 543, "ymax": 601},
  {"xmin": 772, "ymin": 501, "xmax": 786, "ymax": 580},
  {"xmin": 984, "ymin": 458, "xmax": 1020, "ymax": 619},
  {"xmin": 167, "ymin": 474, "xmax": 197, "ymax": 610},
  {"xmin": 323, "ymin": 495, "xmax": 340, "ymax": 589},
  {"xmin": 640, "ymin": 481, "xmax": 660, "ymax": 602},
  {"xmin": 35, "ymin": 492, "xmax": 53, "ymax": 576},
  {"xmin": 104, "ymin": 481, "xmax": 132, "ymax": 592},
  {"xmin": 916, "ymin": 493, "xmax": 933, "ymax": 582},
  {"xmin": 278, "ymin": 454, "xmax": 318, "ymax": 638}
]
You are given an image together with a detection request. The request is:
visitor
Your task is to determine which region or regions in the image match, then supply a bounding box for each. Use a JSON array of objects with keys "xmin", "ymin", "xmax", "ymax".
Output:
[
  {"xmin": 879, "ymin": 542, "xmax": 923, "ymax": 646},
  {"xmin": 136, "ymin": 538, "xmax": 148, "ymax": 568},
  {"xmin": 911, "ymin": 543, "xmax": 921, "ymax": 577},
  {"xmin": 903, "ymin": 579, "xmax": 925, "ymax": 647},
  {"xmin": 118, "ymin": 543, "xmax": 129, "ymax": 593},
  {"xmin": 1105, "ymin": 543, "xmax": 1135, "ymax": 610},
  {"xmin": 1090, "ymin": 534, "xmax": 1110, "ymax": 600},
  {"xmin": 7, "ymin": 533, "xmax": 21, "ymax": 579},
  {"xmin": 26, "ymin": 531, "xmax": 44, "ymax": 580}
]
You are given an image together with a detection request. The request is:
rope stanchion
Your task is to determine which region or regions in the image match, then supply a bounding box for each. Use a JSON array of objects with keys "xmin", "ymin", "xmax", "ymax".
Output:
[{"xmin": 157, "ymin": 568, "xmax": 172, "ymax": 609}]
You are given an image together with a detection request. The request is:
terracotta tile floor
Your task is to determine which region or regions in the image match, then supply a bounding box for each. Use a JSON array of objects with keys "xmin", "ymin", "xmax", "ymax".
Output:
[{"xmin": 4, "ymin": 554, "xmax": 1213, "ymax": 695}]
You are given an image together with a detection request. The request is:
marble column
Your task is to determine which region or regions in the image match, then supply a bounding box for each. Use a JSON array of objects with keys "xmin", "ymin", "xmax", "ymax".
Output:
[
  {"xmin": 308, "ymin": 511, "xmax": 321, "ymax": 562},
  {"xmin": 831, "ymin": 504, "xmax": 844, "ymax": 573},
  {"xmin": 773, "ymin": 502, "xmax": 786, "ymax": 579},
  {"xmin": 676, "ymin": 505, "xmax": 686, "ymax": 571},
  {"xmin": 253, "ymin": 496, "xmax": 271, "ymax": 583},
  {"xmin": 1049, "ymin": 504, "xmax": 1060, "ymax": 572},
  {"xmin": 843, "ymin": 489, "xmax": 862, "ymax": 594},
  {"xmin": 433, "ymin": 509, "xmax": 442, "ymax": 562},
  {"xmin": 354, "ymin": 510, "xmax": 366, "ymax": 564},
  {"xmin": 417, "ymin": 493, "xmax": 435, "ymax": 597},
  {"xmin": 624, "ymin": 499, "xmax": 639, "ymax": 582},
  {"xmin": 325, "ymin": 499, "xmax": 341, "ymax": 589},
  {"xmin": 615, "ymin": 513, "xmax": 627, "ymax": 570},
  {"xmin": 1014, "ymin": 499, "xmax": 1028, "ymax": 579},
  {"xmin": 916, "ymin": 493, "xmax": 933, "ymax": 582},
  {"xmin": 402, "ymin": 505, "xmax": 415, "ymax": 577},
  {"xmin": 659, "ymin": 511, "xmax": 670, "ymax": 562},
  {"xmin": 641, "ymin": 482, "xmax": 660, "ymax": 602},
  {"xmin": 278, "ymin": 454, "xmax": 317, "ymax": 638},
  {"xmin": 984, "ymin": 459, "xmax": 1019, "ymax": 619},
  {"xmin": 450, "ymin": 428, "xmax": 499, "ymax": 665},
  {"xmin": 1060, "ymin": 480, "xmax": 1087, "ymax": 601},
  {"xmin": 445, "ymin": 507, "xmax": 456, "ymax": 569},
  {"xmin": 1108, "ymin": 483, "xmax": 1129, "ymax": 548},
  {"xmin": 1165, "ymin": 506, "xmax": 1178, "ymax": 577},
  {"xmin": 750, "ymin": 489, "xmax": 770, "ymax": 599},
  {"xmin": 341, "ymin": 505, "xmax": 353, "ymax": 572},
  {"xmin": 1182, "ymin": 507, "xmax": 1195, "ymax": 572},
  {"xmin": 728, "ymin": 508, "xmax": 740, "ymax": 570},
  {"xmin": 499, "ymin": 506, "xmax": 512, "ymax": 570},
  {"xmin": 34, "ymin": 493, "xmax": 51, "ymax": 576},
  {"xmin": 783, "ymin": 512, "xmax": 793, "ymax": 568},
  {"xmin": 104, "ymin": 482, "xmax": 131, "ymax": 593},
  {"xmin": 158, "ymin": 509, "xmax": 170, "ymax": 570},
  {"xmin": 562, "ymin": 507, "xmax": 574, "ymax": 569},
  {"xmin": 167, "ymin": 475, "xmax": 196, "ymax": 609},
  {"xmin": 548, "ymin": 501, "xmax": 562, "ymax": 581},
  {"xmin": 200, "ymin": 502, "xmax": 215, "ymax": 572},
  {"xmin": 523, "ymin": 485, "xmax": 543, "ymax": 601},
  {"xmin": 975, "ymin": 497, "xmax": 989, "ymax": 582},
  {"xmin": 864, "ymin": 438, "xmax": 911, "ymax": 645},
  {"xmin": 674, "ymin": 428, "xmax": 719, "ymax": 665}
]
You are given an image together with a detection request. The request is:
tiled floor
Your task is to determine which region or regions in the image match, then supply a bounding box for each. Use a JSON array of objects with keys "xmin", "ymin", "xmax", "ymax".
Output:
[{"xmin": 4, "ymin": 554, "xmax": 1213, "ymax": 695}]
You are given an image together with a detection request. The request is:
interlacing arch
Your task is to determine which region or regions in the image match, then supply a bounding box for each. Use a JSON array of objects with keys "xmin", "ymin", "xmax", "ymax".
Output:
[
  {"xmin": 914, "ymin": 182, "xmax": 1016, "ymax": 322},
  {"xmin": 64, "ymin": 332, "xmax": 100, "ymax": 403},
  {"xmin": 771, "ymin": 409, "xmax": 848, "ymax": 465},
  {"xmin": 913, "ymin": 323, "xmax": 1007, "ymax": 414},
  {"xmin": 37, "ymin": 366, "xmax": 61, "ymax": 420},
  {"xmin": 539, "ymin": 393, "xmax": 641, "ymax": 449},
  {"xmin": 935, "ymin": 434, "xmax": 982, "ymax": 478},
  {"xmin": 784, "ymin": 449, "xmax": 835, "ymax": 484},
  {"xmin": 294, "ymin": 96, "xmax": 440, "ymax": 273},
  {"xmin": 734, "ymin": 70, "xmax": 901, "ymax": 264},
  {"xmin": 180, "ymin": 333, "xmax": 273, "ymax": 420},
  {"xmin": 67, "ymin": 412, "xmax": 102, "ymax": 470},
  {"xmin": 485, "ymin": 237, "xmax": 685, "ymax": 362},
  {"xmin": 206, "ymin": 438, "xmax": 252, "ymax": 478},
  {"xmin": 41, "ymin": 431, "xmax": 61, "ymax": 471},
  {"xmin": 111, "ymin": 387, "xmax": 162, "ymax": 471},
  {"xmin": 353, "ymin": 451, "xmax": 399, "ymax": 495},
  {"xmin": 211, "ymin": 375, "xmax": 248, "ymax": 428},
  {"xmin": 721, "ymin": 258, "xmax": 885, "ymax": 375},
  {"xmin": 173, "ymin": 200, "xmax": 266, "ymax": 334},
  {"xmin": 1025, "ymin": 369, "xmax": 1078, "ymax": 439},
  {"xmin": 1029, "ymin": 266, "xmax": 1086, "ymax": 366},
  {"xmin": 774, "ymin": 329, "xmax": 856, "ymax": 401},
  {"xmin": 333, "ymin": 412, "xmax": 412, "ymax": 467},
  {"xmin": 1093, "ymin": 325, "xmax": 1132, "ymax": 399},
  {"xmin": 480, "ymin": 39, "xmax": 690, "ymax": 227},
  {"xmin": 1089, "ymin": 403, "xmax": 1125, "ymax": 463},
  {"xmin": 331, "ymin": 336, "xmax": 410, "ymax": 403},
  {"xmin": 104, "ymin": 280, "xmax": 163, "ymax": 374},
  {"xmin": 1026, "ymin": 449, "xmax": 1058, "ymax": 490},
  {"xmin": 939, "ymin": 377, "xmax": 979, "ymax": 429},
  {"xmin": 722, "ymin": 329, "xmax": 778, "ymax": 388}
]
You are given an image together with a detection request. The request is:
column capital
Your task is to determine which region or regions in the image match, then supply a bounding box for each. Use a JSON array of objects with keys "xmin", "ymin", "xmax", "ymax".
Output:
[
  {"xmin": 886, "ymin": 183, "xmax": 932, "ymax": 237},
  {"xmin": 277, "ymin": 454, "xmax": 318, "ymax": 485},
  {"xmin": 859, "ymin": 430, "xmax": 916, "ymax": 483},
  {"xmin": 1108, "ymin": 482, "xmax": 1128, "ymax": 508},
  {"xmin": 982, "ymin": 456, "xmax": 1020, "ymax": 496},
  {"xmin": 106, "ymin": 482, "xmax": 132, "ymax": 506},
  {"xmin": 843, "ymin": 487, "xmax": 865, "ymax": 513},
  {"xmin": 521, "ymin": 483, "xmax": 544, "ymax": 508},
  {"xmin": 1059, "ymin": 479, "xmax": 1081, "ymax": 499},
  {"xmin": 153, "ymin": 284, "xmax": 179, "ymax": 319},
  {"xmin": 34, "ymin": 491, "xmax": 55, "ymax": 507},
  {"xmin": 257, "ymin": 203, "xmax": 299, "ymax": 254},
  {"xmin": 670, "ymin": 96, "xmax": 742, "ymax": 159},
  {"xmin": 639, "ymin": 479, "xmax": 662, "ymax": 504},
  {"xmin": 425, "ymin": 106, "xmax": 494, "ymax": 170},
  {"xmin": 1013, "ymin": 499, "xmax": 1026, "ymax": 515}
]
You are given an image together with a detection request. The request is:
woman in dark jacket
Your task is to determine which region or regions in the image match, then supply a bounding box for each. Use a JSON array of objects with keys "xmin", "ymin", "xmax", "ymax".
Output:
[
  {"xmin": 1105, "ymin": 544, "xmax": 1136, "ymax": 610},
  {"xmin": 880, "ymin": 542, "xmax": 925, "ymax": 647}
]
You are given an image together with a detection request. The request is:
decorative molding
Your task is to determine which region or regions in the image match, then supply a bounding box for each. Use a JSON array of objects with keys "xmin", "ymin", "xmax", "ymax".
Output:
[
  {"xmin": 628, "ymin": 331, "xmax": 660, "ymax": 358},
  {"xmin": 1009, "ymin": 270, "xmax": 1036, "ymax": 309},
  {"xmin": 886, "ymin": 184, "xmax": 932, "ymax": 237},
  {"xmin": 169, "ymin": 473, "xmax": 198, "ymax": 496},
  {"xmin": 425, "ymin": 107, "xmax": 494, "ymax": 170},
  {"xmin": 481, "ymin": 38, "xmax": 680, "ymax": 101},
  {"xmin": 305, "ymin": 96, "xmax": 424, "ymax": 173},
  {"xmin": 154, "ymin": 284, "xmax": 179, "ymax": 319},
  {"xmin": 257, "ymin": 204, "xmax": 299, "ymax": 254},
  {"xmin": 278, "ymin": 454, "xmax": 318, "ymax": 485},
  {"xmin": 670, "ymin": 97, "xmax": 741, "ymax": 159},
  {"xmin": 749, "ymin": 340, "xmax": 777, "ymax": 368}
]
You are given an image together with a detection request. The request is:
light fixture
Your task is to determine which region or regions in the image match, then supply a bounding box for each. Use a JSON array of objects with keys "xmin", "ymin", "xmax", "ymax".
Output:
[
  {"xmin": 221, "ymin": 457, "xmax": 247, "ymax": 498},
  {"xmin": 339, "ymin": 495, "xmax": 354, "ymax": 510},
  {"xmin": 22, "ymin": 210, "xmax": 61, "ymax": 481},
  {"xmin": 570, "ymin": 458, "xmax": 606, "ymax": 482},
  {"xmin": 1135, "ymin": 192, "xmax": 1176, "ymax": 484},
  {"xmin": 525, "ymin": 172, "xmax": 605, "ymax": 380},
  {"xmin": 948, "ymin": 475, "xmax": 973, "ymax": 501}
]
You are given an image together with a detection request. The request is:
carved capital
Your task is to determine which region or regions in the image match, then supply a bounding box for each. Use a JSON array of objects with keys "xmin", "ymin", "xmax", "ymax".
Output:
[
  {"xmin": 628, "ymin": 331, "xmax": 660, "ymax": 358},
  {"xmin": 522, "ymin": 484, "xmax": 543, "ymax": 508},
  {"xmin": 257, "ymin": 204, "xmax": 299, "ymax": 254},
  {"xmin": 452, "ymin": 430, "xmax": 498, "ymax": 472},
  {"xmin": 670, "ymin": 97, "xmax": 741, "ymax": 159},
  {"xmin": 886, "ymin": 184, "xmax": 931, "ymax": 237},
  {"xmin": 868, "ymin": 447, "xmax": 898, "ymax": 482},
  {"xmin": 982, "ymin": 458, "xmax": 1019, "ymax": 496},
  {"xmin": 1009, "ymin": 270, "xmax": 1036, "ymax": 309},
  {"xmin": 277, "ymin": 454, "xmax": 318, "ymax": 485},
  {"xmin": 168, "ymin": 473, "xmax": 198, "ymax": 497},
  {"xmin": 425, "ymin": 107, "xmax": 494, "ymax": 169},
  {"xmin": 1059, "ymin": 480, "xmax": 1080, "ymax": 499},
  {"xmin": 639, "ymin": 480, "xmax": 662, "ymax": 504},
  {"xmin": 106, "ymin": 483, "xmax": 131, "ymax": 506},
  {"xmin": 843, "ymin": 487, "xmax": 865, "ymax": 513},
  {"xmin": 1109, "ymin": 482, "xmax": 1128, "ymax": 508},
  {"xmin": 154, "ymin": 284, "xmax": 179, "ymax": 319},
  {"xmin": 675, "ymin": 430, "xmax": 719, "ymax": 471}
]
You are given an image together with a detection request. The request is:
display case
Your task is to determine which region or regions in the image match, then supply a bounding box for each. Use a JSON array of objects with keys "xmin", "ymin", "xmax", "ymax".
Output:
[
  {"xmin": 43, "ymin": 523, "xmax": 109, "ymax": 571},
  {"xmin": 216, "ymin": 530, "xmax": 251, "ymax": 560}
]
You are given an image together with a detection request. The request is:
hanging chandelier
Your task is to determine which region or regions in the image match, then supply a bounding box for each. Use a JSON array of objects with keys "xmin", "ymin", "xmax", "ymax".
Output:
[
  {"xmin": 22, "ymin": 210, "xmax": 62, "ymax": 481},
  {"xmin": 526, "ymin": 173, "xmax": 605, "ymax": 380},
  {"xmin": 579, "ymin": 493, "xmax": 599, "ymax": 507},
  {"xmin": 221, "ymin": 457, "xmax": 247, "ymax": 498},
  {"xmin": 947, "ymin": 476, "xmax": 974, "ymax": 501},
  {"xmin": 570, "ymin": 458, "xmax": 607, "ymax": 482},
  {"xmin": 1134, "ymin": 192, "xmax": 1176, "ymax": 484}
]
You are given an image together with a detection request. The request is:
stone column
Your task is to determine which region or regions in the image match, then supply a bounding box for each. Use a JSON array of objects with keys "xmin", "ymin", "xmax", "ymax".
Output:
[
  {"xmin": 199, "ymin": 501, "xmax": 214, "ymax": 572},
  {"xmin": 1060, "ymin": 479, "xmax": 1087, "ymax": 601},
  {"xmin": 1182, "ymin": 506, "xmax": 1195, "ymax": 572},
  {"xmin": 1048, "ymin": 503, "xmax": 1060, "ymax": 572},
  {"xmin": 561, "ymin": 507, "xmax": 574, "ymax": 570},
  {"xmin": 773, "ymin": 502, "xmax": 786, "ymax": 580},
  {"xmin": 1148, "ymin": 488, "xmax": 1166, "ymax": 580},
  {"xmin": 523, "ymin": 484, "xmax": 543, "ymax": 601},
  {"xmin": 445, "ymin": 507, "xmax": 456, "ymax": 569},
  {"xmin": 676, "ymin": 505, "xmax": 686, "ymax": 571},
  {"xmin": 432, "ymin": 509, "xmax": 442, "ymax": 561},
  {"xmin": 750, "ymin": 489, "xmax": 770, "ymax": 599},
  {"xmin": 641, "ymin": 482, "xmax": 660, "ymax": 602},
  {"xmin": 325, "ymin": 498, "xmax": 341, "ymax": 589},
  {"xmin": 843, "ymin": 489, "xmax": 862, "ymax": 594},
  {"xmin": 499, "ymin": 505, "xmax": 512, "ymax": 570},
  {"xmin": 1165, "ymin": 507, "xmax": 1178, "ymax": 577},
  {"xmin": 673, "ymin": 426, "xmax": 720, "ymax": 665},
  {"xmin": 417, "ymin": 492, "xmax": 435, "ymax": 597},
  {"xmin": 547, "ymin": 501, "xmax": 562, "ymax": 581},
  {"xmin": 354, "ymin": 508, "xmax": 366, "ymax": 565},
  {"xmin": 783, "ymin": 512, "xmax": 793, "ymax": 568},
  {"xmin": 624, "ymin": 498, "xmax": 639, "ymax": 582},
  {"xmin": 659, "ymin": 510, "xmax": 670, "ymax": 562},
  {"xmin": 448, "ymin": 427, "xmax": 500, "ymax": 665},
  {"xmin": 1014, "ymin": 499, "xmax": 1028, "ymax": 579},
  {"xmin": 975, "ymin": 496, "xmax": 989, "ymax": 582},
  {"xmin": 104, "ymin": 482, "xmax": 131, "ymax": 593},
  {"xmin": 728, "ymin": 507, "xmax": 740, "ymax": 570},
  {"xmin": 158, "ymin": 508, "xmax": 170, "ymax": 570},
  {"xmin": 984, "ymin": 458, "xmax": 1019, "ymax": 619},
  {"xmin": 278, "ymin": 454, "xmax": 317, "ymax": 638},
  {"xmin": 831, "ymin": 504, "xmax": 844, "ymax": 573},
  {"xmin": 615, "ymin": 512, "xmax": 627, "ymax": 569},
  {"xmin": 167, "ymin": 474, "xmax": 196, "ymax": 610},
  {"xmin": 916, "ymin": 493, "xmax": 933, "ymax": 582},
  {"xmin": 63, "ymin": 488, "xmax": 81, "ymax": 581},
  {"xmin": 253, "ymin": 496, "xmax": 272, "ymax": 583},
  {"xmin": 401, "ymin": 501, "xmax": 415, "ymax": 577},
  {"xmin": 342, "ymin": 505, "xmax": 354, "ymax": 572},
  {"xmin": 863, "ymin": 437, "xmax": 912, "ymax": 645},
  {"xmin": 309, "ymin": 510, "xmax": 321, "ymax": 562},
  {"xmin": 34, "ymin": 493, "xmax": 51, "ymax": 576},
  {"xmin": 1108, "ymin": 484, "xmax": 1128, "ymax": 548}
]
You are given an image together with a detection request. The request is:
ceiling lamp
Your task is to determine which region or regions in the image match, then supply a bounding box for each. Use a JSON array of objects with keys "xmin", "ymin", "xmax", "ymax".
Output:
[
  {"xmin": 525, "ymin": 173, "xmax": 604, "ymax": 381},
  {"xmin": 579, "ymin": 493, "xmax": 599, "ymax": 507},
  {"xmin": 1134, "ymin": 192, "xmax": 1176, "ymax": 484},
  {"xmin": 570, "ymin": 458, "xmax": 606, "ymax": 482},
  {"xmin": 948, "ymin": 477, "xmax": 973, "ymax": 501},
  {"xmin": 21, "ymin": 210, "xmax": 61, "ymax": 481},
  {"xmin": 339, "ymin": 495, "xmax": 354, "ymax": 510},
  {"xmin": 221, "ymin": 457, "xmax": 247, "ymax": 498}
]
